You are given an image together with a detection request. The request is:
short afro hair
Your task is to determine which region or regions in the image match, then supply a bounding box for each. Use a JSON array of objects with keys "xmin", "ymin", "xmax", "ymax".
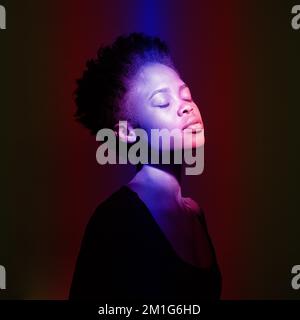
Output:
[{"xmin": 74, "ymin": 33, "xmax": 176, "ymax": 135}]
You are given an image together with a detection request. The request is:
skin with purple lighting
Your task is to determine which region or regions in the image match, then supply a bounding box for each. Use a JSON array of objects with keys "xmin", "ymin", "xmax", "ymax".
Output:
[
  {"xmin": 118, "ymin": 63, "xmax": 210, "ymax": 267},
  {"xmin": 115, "ymin": 63, "xmax": 205, "ymax": 151}
]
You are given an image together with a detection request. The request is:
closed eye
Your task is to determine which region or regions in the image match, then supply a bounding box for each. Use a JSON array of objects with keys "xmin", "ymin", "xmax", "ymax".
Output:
[
  {"xmin": 158, "ymin": 103, "xmax": 170, "ymax": 108},
  {"xmin": 151, "ymin": 92, "xmax": 170, "ymax": 108}
]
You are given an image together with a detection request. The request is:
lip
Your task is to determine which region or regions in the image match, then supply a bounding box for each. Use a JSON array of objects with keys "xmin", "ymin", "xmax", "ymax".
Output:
[{"xmin": 182, "ymin": 119, "xmax": 204, "ymax": 131}]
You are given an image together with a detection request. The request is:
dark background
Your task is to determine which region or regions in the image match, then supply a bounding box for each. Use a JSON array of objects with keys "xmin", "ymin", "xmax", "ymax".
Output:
[{"xmin": 0, "ymin": 0, "xmax": 299, "ymax": 299}]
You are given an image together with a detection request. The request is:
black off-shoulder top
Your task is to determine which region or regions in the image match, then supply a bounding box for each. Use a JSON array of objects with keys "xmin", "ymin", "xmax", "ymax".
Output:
[{"xmin": 69, "ymin": 185, "xmax": 222, "ymax": 301}]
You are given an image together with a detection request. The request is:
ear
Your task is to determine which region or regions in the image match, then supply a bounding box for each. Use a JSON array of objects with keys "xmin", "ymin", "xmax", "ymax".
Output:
[{"xmin": 114, "ymin": 120, "xmax": 137, "ymax": 144}]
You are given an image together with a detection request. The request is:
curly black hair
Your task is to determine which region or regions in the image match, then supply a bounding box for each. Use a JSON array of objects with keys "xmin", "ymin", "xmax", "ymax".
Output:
[{"xmin": 74, "ymin": 33, "xmax": 176, "ymax": 135}]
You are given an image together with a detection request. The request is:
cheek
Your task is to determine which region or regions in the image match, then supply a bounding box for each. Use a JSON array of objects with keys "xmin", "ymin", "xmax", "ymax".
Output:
[
  {"xmin": 155, "ymin": 112, "xmax": 178, "ymax": 129},
  {"xmin": 138, "ymin": 111, "xmax": 157, "ymax": 131},
  {"xmin": 194, "ymin": 104, "xmax": 203, "ymax": 119},
  {"xmin": 139, "ymin": 108, "xmax": 177, "ymax": 131}
]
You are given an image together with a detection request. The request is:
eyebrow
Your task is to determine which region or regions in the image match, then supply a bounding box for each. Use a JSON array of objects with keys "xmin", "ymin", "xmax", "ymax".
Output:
[{"xmin": 149, "ymin": 83, "xmax": 187, "ymax": 100}]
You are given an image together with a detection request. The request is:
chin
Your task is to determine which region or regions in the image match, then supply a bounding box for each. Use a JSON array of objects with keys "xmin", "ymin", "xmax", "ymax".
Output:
[
  {"xmin": 182, "ymin": 130, "xmax": 205, "ymax": 149},
  {"xmin": 194, "ymin": 134, "xmax": 205, "ymax": 148}
]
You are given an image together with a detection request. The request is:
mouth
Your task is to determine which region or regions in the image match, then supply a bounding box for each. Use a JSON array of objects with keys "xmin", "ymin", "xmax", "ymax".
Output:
[{"xmin": 183, "ymin": 122, "xmax": 204, "ymax": 132}]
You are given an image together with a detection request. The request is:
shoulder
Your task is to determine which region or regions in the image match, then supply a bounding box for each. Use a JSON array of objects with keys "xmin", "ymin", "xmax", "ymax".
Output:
[
  {"xmin": 96, "ymin": 185, "xmax": 132, "ymax": 212},
  {"xmin": 69, "ymin": 186, "xmax": 141, "ymax": 299},
  {"xmin": 81, "ymin": 185, "xmax": 138, "ymax": 243},
  {"xmin": 88, "ymin": 186, "xmax": 133, "ymax": 226}
]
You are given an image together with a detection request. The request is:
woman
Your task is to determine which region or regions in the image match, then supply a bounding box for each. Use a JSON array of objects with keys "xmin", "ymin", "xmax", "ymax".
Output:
[{"xmin": 69, "ymin": 33, "xmax": 222, "ymax": 301}]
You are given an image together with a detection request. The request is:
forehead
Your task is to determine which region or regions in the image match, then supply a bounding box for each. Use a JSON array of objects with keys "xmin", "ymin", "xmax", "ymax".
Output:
[{"xmin": 132, "ymin": 63, "xmax": 183, "ymax": 94}]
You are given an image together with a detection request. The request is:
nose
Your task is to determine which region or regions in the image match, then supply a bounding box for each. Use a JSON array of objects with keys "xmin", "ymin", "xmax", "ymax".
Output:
[{"xmin": 177, "ymin": 102, "xmax": 193, "ymax": 117}]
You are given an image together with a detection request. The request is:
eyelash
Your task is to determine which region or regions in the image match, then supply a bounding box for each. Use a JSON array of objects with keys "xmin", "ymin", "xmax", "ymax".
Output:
[
  {"xmin": 158, "ymin": 103, "xmax": 170, "ymax": 108},
  {"xmin": 152, "ymin": 88, "xmax": 191, "ymax": 108}
]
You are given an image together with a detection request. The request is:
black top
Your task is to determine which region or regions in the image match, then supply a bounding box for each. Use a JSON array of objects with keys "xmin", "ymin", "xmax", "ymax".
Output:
[{"xmin": 69, "ymin": 185, "xmax": 222, "ymax": 301}]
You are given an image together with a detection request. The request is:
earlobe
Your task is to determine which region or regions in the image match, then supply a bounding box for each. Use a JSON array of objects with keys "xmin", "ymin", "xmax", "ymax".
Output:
[
  {"xmin": 114, "ymin": 121, "xmax": 137, "ymax": 143},
  {"xmin": 126, "ymin": 129, "xmax": 137, "ymax": 143}
]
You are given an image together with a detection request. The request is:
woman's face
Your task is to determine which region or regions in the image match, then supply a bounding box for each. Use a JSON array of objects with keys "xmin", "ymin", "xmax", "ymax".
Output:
[{"xmin": 125, "ymin": 63, "xmax": 205, "ymax": 150}]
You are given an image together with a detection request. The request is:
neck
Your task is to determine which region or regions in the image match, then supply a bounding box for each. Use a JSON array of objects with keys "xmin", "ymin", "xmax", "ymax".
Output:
[{"xmin": 130, "ymin": 163, "xmax": 183, "ymax": 199}]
